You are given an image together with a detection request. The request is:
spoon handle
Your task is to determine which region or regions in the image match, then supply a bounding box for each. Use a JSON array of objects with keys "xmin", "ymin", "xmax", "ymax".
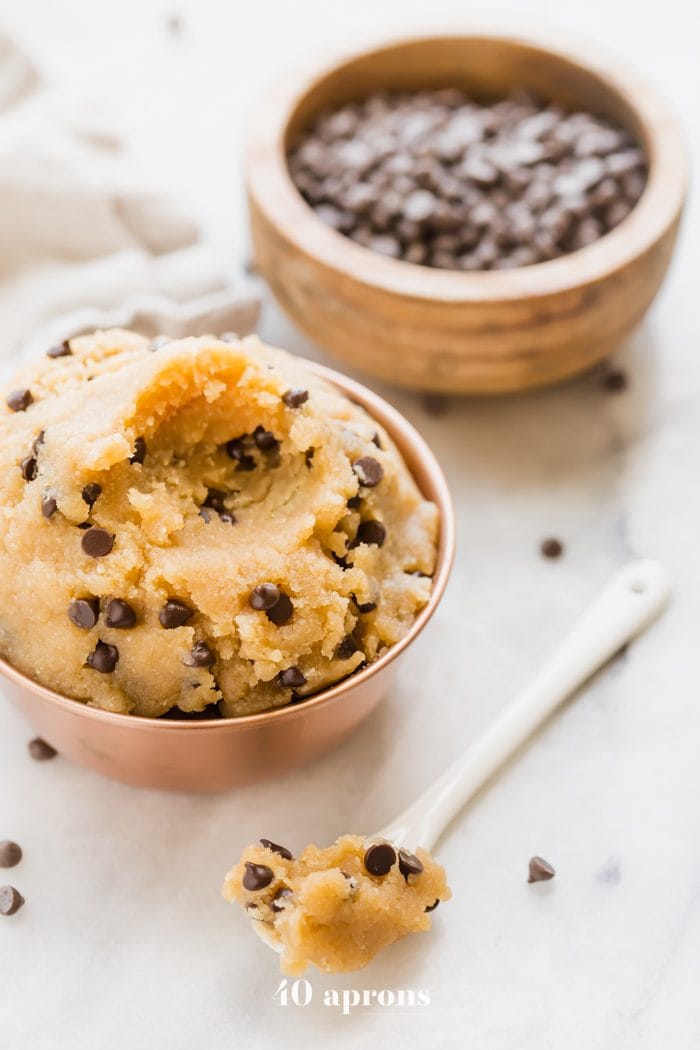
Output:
[{"xmin": 374, "ymin": 560, "xmax": 671, "ymax": 851}]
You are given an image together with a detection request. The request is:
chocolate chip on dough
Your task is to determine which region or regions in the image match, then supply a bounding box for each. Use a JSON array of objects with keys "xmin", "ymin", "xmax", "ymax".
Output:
[
  {"xmin": 252, "ymin": 425, "xmax": 279, "ymax": 452},
  {"xmin": 398, "ymin": 849, "xmax": 424, "ymax": 879},
  {"xmin": 282, "ymin": 388, "xmax": 309, "ymax": 408},
  {"xmin": 159, "ymin": 599, "xmax": 194, "ymax": 629},
  {"xmin": 81, "ymin": 483, "xmax": 102, "ymax": 507},
  {"xmin": 242, "ymin": 862, "xmax": 274, "ymax": 891},
  {"xmin": 355, "ymin": 520, "xmax": 386, "ymax": 547},
  {"xmin": 7, "ymin": 389, "xmax": 33, "ymax": 412},
  {"xmin": 277, "ymin": 667, "xmax": 306, "ymax": 689},
  {"xmin": 353, "ymin": 456, "xmax": 384, "ymax": 488},
  {"xmin": 260, "ymin": 839, "xmax": 294, "ymax": 860},
  {"xmin": 47, "ymin": 340, "xmax": 72, "ymax": 358},
  {"xmin": 425, "ymin": 899, "xmax": 440, "ymax": 912},
  {"xmin": 266, "ymin": 593, "xmax": 294, "ymax": 626},
  {"xmin": 334, "ymin": 635, "xmax": 359, "ymax": 660},
  {"xmin": 0, "ymin": 886, "xmax": 24, "ymax": 916},
  {"xmin": 104, "ymin": 599, "xmax": 137, "ymax": 629},
  {"xmin": 130, "ymin": 437, "xmax": 147, "ymax": 464},
  {"xmin": 41, "ymin": 496, "xmax": 57, "ymax": 519},
  {"xmin": 87, "ymin": 640, "xmax": 119, "ymax": 673},
  {"xmin": 68, "ymin": 597, "xmax": 100, "ymax": 629},
  {"xmin": 185, "ymin": 641, "xmax": 215, "ymax": 667},
  {"xmin": 81, "ymin": 528, "xmax": 114, "ymax": 558},
  {"xmin": 271, "ymin": 887, "xmax": 293, "ymax": 912},
  {"xmin": 20, "ymin": 456, "xmax": 37, "ymax": 482},
  {"xmin": 249, "ymin": 583, "xmax": 280, "ymax": 611},
  {"xmin": 363, "ymin": 843, "xmax": 397, "ymax": 877}
]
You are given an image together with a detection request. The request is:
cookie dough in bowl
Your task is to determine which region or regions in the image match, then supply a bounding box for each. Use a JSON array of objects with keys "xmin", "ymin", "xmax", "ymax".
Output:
[{"xmin": 0, "ymin": 330, "xmax": 437, "ymax": 719}]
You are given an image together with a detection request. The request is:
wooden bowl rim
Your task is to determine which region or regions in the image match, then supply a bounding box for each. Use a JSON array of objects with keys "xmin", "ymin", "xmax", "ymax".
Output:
[
  {"xmin": 0, "ymin": 358, "xmax": 455, "ymax": 731},
  {"xmin": 248, "ymin": 27, "xmax": 689, "ymax": 304}
]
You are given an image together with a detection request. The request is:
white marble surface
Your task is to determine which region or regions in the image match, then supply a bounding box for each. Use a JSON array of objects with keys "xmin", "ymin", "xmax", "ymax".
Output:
[{"xmin": 1, "ymin": 1, "xmax": 699, "ymax": 1047}]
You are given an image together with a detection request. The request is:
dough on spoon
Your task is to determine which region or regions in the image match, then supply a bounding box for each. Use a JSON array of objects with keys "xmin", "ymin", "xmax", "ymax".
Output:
[
  {"xmin": 0, "ymin": 329, "xmax": 437, "ymax": 717},
  {"xmin": 222, "ymin": 835, "xmax": 450, "ymax": 974}
]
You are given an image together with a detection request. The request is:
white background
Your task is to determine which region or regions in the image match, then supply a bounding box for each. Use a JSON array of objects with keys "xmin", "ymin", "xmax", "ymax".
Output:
[{"xmin": 0, "ymin": 0, "xmax": 699, "ymax": 1047}]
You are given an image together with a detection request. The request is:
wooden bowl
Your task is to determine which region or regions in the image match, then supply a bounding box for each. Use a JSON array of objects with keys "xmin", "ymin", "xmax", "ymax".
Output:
[
  {"xmin": 247, "ymin": 29, "xmax": 688, "ymax": 394},
  {"xmin": 0, "ymin": 361, "xmax": 454, "ymax": 792}
]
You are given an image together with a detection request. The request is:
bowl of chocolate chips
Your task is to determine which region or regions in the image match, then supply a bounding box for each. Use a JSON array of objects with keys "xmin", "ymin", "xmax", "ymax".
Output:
[{"xmin": 248, "ymin": 29, "xmax": 687, "ymax": 393}]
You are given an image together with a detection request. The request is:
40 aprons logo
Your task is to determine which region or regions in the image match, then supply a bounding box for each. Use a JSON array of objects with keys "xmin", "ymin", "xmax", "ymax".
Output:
[{"xmin": 273, "ymin": 977, "xmax": 431, "ymax": 1015}]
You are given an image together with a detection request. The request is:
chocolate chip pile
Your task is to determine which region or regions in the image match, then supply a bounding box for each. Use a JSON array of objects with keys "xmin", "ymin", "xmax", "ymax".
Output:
[{"xmin": 288, "ymin": 89, "xmax": 647, "ymax": 270}]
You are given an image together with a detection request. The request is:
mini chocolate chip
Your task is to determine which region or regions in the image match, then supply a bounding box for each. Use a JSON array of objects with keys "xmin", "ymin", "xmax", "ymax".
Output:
[
  {"xmin": 353, "ymin": 456, "xmax": 384, "ymax": 487},
  {"xmin": 372, "ymin": 432, "xmax": 383, "ymax": 449},
  {"xmin": 81, "ymin": 528, "xmax": 114, "ymax": 558},
  {"xmin": 226, "ymin": 437, "xmax": 248, "ymax": 461},
  {"xmin": 347, "ymin": 495, "xmax": 362, "ymax": 509},
  {"xmin": 602, "ymin": 368, "xmax": 627, "ymax": 392},
  {"xmin": 86, "ymin": 640, "xmax": 119, "ymax": 673},
  {"xmin": 398, "ymin": 849, "xmax": 424, "ymax": 879},
  {"xmin": 130, "ymin": 437, "xmax": 147, "ymax": 464},
  {"xmin": 0, "ymin": 841, "xmax": 22, "ymax": 869},
  {"xmin": 355, "ymin": 520, "xmax": 386, "ymax": 547},
  {"xmin": 271, "ymin": 886, "xmax": 293, "ymax": 912},
  {"xmin": 203, "ymin": 488, "xmax": 227, "ymax": 514},
  {"xmin": 82, "ymin": 483, "xmax": 102, "ymax": 507},
  {"xmin": 352, "ymin": 594, "xmax": 377, "ymax": 613},
  {"xmin": 20, "ymin": 456, "xmax": 37, "ymax": 482},
  {"xmin": 218, "ymin": 512, "xmax": 236, "ymax": 525},
  {"xmin": 27, "ymin": 737, "xmax": 57, "ymax": 761},
  {"xmin": 159, "ymin": 599, "xmax": 194, "ymax": 629},
  {"xmin": 528, "ymin": 856, "xmax": 556, "ymax": 883},
  {"xmin": 237, "ymin": 455, "xmax": 256, "ymax": 472},
  {"xmin": 277, "ymin": 667, "xmax": 306, "ymax": 689},
  {"xmin": 253, "ymin": 425, "xmax": 279, "ymax": 452},
  {"xmin": 185, "ymin": 640, "xmax": 215, "ymax": 667},
  {"xmin": 305, "ymin": 448, "xmax": 315, "ymax": 468},
  {"xmin": 282, "ymin": 388, "xmax": 309, "ymax": 408},
  {"xmin": 32, "ymin": 430, "xmax": 45, "ymax": 454},
  {"xmin": 0, "ymin": 886, "xmax": 24, "ymax": 916},
  {"xmin": 364, "ymin": 843, "xmax": 397, "ymax": 877},
  {"xmin": 266, "ymin": 592, "xmax": 293, "ymax": 626},
  {"xmin": 41, "ymin": 496, "xmax": 57, "ymax": 519},
  {"xmin": 260, "ymin": 839, "xmax": 294, "ymax": 860},
  {"xmin": 242, "ymin": 861, "xmax": 274, "ymax": 891},
  {"xmin": 47, "ymin": 339, "xmax": 72, "ymax": 358},
  {"xmin": 540, "ymin": 537, "xmax": 563, "ymax": 559},
  {"xmin": 425, "ymin": 899, "xmax": 440, "ymax": 912},
  {"xmin": 249, "ymin": 583, "xmax": 280, "ymax": 611},
  {"xmin": 68, "ymin": 597, "xmax": 100, "ymax": 629},
  {"xmin": 331, "ymin": 551, "xmax": 350, "ymax": 570},
  {"xmin": 77, "ymin": 521, "xmax": 91, "ymax": 530},
  {"xmin": 7, "ymin": 389, "xmax": 33, "ymax": 412},
  {"xmin": 104, "ymin": 598, "xmax": 137, "ymax": 629},
  {"xmin": 199, "ymin": 507, "xmax": 212, "ymax": 523},
  {"xmin": 335, "ymin": 635, "xmax": 359, "ymax": 660}
]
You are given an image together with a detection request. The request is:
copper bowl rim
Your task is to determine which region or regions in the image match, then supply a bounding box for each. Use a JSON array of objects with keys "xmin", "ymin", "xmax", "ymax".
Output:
[
  {"xmin": 0, "ymin": 358, "xmax": 455, "ymax": 733},
  {"xmin": 248, "ymin": 25, "xmax": 688, "ymax": 303}
]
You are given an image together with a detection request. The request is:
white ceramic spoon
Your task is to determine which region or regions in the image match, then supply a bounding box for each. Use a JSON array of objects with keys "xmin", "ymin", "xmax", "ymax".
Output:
[{"xmin": 373, "ymin": 559, "xmax": 671, "ymax": 851}]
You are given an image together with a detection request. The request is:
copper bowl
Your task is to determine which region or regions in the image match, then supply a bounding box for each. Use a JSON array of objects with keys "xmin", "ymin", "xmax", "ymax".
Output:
[{"xmin": 0, "ymin": 360, "xmax": 454, "ymax": 792}]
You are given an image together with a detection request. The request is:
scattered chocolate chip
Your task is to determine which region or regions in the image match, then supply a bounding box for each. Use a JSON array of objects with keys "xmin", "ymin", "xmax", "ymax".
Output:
[
  {"xmin": 352, "ymin": 595, "xmax": 377, "ymax": 613},
  {"xmin": 28, "ymin": 737, "xmax": 57, "ymax": 761},
  {"xmin": 353, "ymin": 456, "xmax": 384, "ymax": 488},
  {"xmin": 159, "ymin": 599, "xmax": 194, "ymax": 629},
  {"xmin": 398, "ymin": 849, "xmax": 424, "ymax": 879},
  {"xmin": 20, "ymin": 456, "xmax": 37, "ymax": 481},
  {"xmin": 347, "ymin": 495, "xmax": 362, "ymax": 510},
  {"xmin": 355, "ymin": 520, "xmax": 386, "ymax": 547},
  {"xmin": 185, "ymin": 640, "xmax": 215, "ymax": 667},
  {"xmin": 528, "ymin": 856, "xmax": 556, "ymax": 883},
  {"xmin": 253, "ymin": 425, "xmax": 279, "ymax": 452},
  {"xmin": 540, "ymin": 537, "xmax": 564, "ymax": 559},
  {"xmin": 81, "ymin": 483, "xmax": 102, "ymax": 507},
  {"xmin": 160, "ymin": 702, "xmax": 223, "ymax": 721},
  {"xmin": 130, "ymin": 437, "xmax": 147, "ymax": 464},
  {"xmin": 32, "ymin": 431, "xmax": 45, "ymax": 454},
  {"xmin": 41, "ymin": 496, "xmax": 57, "ymax": 519},
  {"xmin": 47, "ymin": 340, "xmax": 72, "ymax": 358},
  {"xmin": 86, "ymin": 640, "xmax": 119, "ymax": 673},
  {"xmin": 242, "ymin": 861, "xmax": 274, "ymax": 891},
  {"xmin": 7, "ymin": 389, "xmax": 33, "ymax": 412},
  {"xmin": 199, "ymin": 507, "xmax": 212, "ymax": 523},
  {"xmin": 335, "ymin": 635, "xmax": 359, "ymax": 660},
  {"xmin": 277, "ymin": 667, "xmax": 306, "ymax": 689},
  {"xmin": 371, "ymin": 432, "xmax": 383, "ymax": 450},
  {"xmin": 203, "ymin": 488, "xmax": 227, "ymax": 514},
  {"xmin": 304, "ymin": 448, "xmax": 315, "ymax": 468},
  {"xmin": 364, "ymin": 843, "xmax": 397, "ymax": 877},
  {"xmin": 68, "ymin": 597, "xmax": 100, "ymax": 629},
  {"xmin": 0, "ymin": 841, "xmax": 22, "ymax": 868},
  {"xmin": 271, "ymin": 886, "xmax": 293, "ymax": 912},
  {"xmin": 260, "ymin": 839, "xmax": 294, "ymax": 860},
  {"xmin": 219, "ymin": 511, "xmax": 236, "ymax": 525},
  {"xmin": 266, "ymin": 593, "xmax": 294, "ymax": 626},
  {"xmin": 249, "ymin": 583, "xmax": 281, "ymax": 611},
  {"xmin": 0, "ymin": 886, "xmax": 24, "ymax": 916},
  {"xmin": 81, "ymin": 528, "xmax": 114, "ymax": 558},
  {"xmin": 77, "ymin": 521, "xmax": 91, "ymax": 530},
  {"xmin": 602, "ymin": 368, "xmax": 628, "ymax": 392},
  {"xmin": 332, "ymin": 551, "xmax": 350, "ymax": 570},
  {"xmin": 237, "ymin": 455, "xmax": 256, "ymax": 471},
  {"xmin": 282, "ymin": 388, "xmax": 309, "ymax": 408},
  {"xmin": 226, "ymin": 437, "xmax": 248, "ymax": 461},
  {"xmin": 425, "ymin": 899, "xmax": 440, "ymax": 912},
  {"xmin": 104, "ymin": 598, "xmax": 136, "ymax": 629}
]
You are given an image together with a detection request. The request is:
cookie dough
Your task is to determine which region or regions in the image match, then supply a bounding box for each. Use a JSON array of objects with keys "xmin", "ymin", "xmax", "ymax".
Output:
[
  {"xmin": 0, "ymin": 330, "xmax": 437, "ymax": 717},
  {"xmin": 222, "ymin": 835, "xmax": 450, "ymax": 973}
]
